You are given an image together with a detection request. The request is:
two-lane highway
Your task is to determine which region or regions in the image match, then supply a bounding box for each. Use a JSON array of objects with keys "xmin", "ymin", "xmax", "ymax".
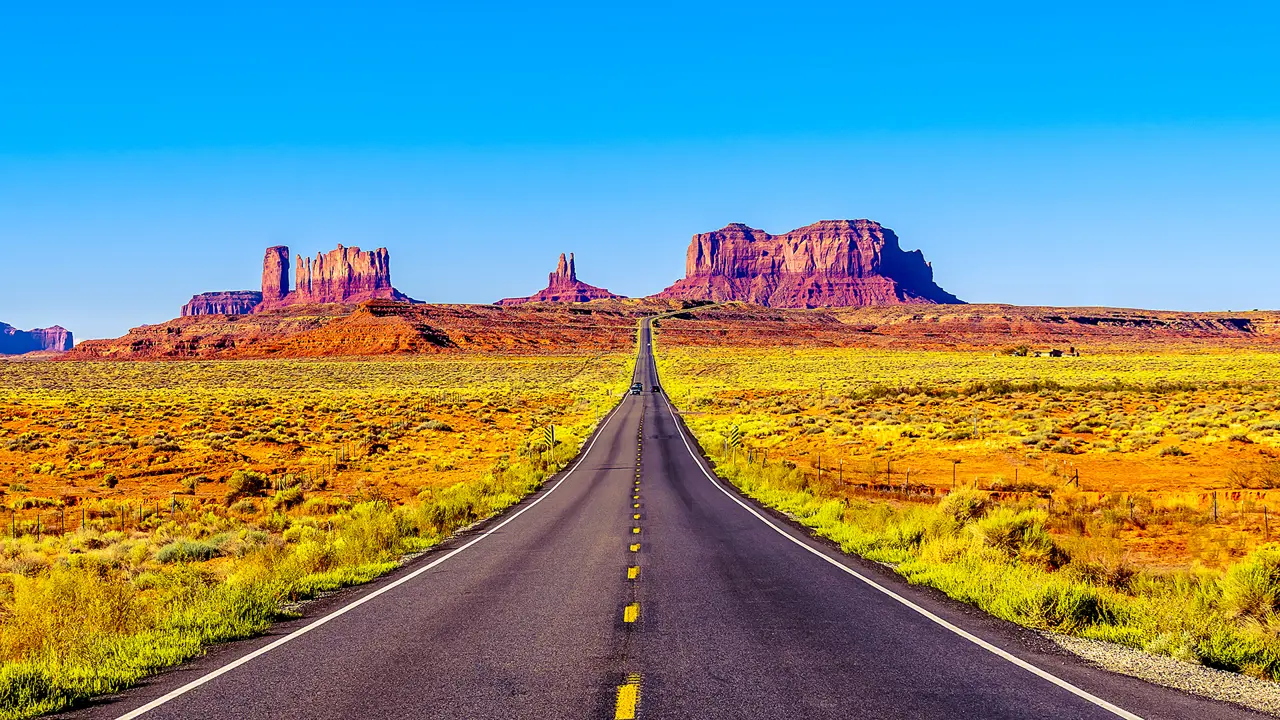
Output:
[{"xmin": 64, "ymin": 321, "xmax": 1267, "ymax": 719}]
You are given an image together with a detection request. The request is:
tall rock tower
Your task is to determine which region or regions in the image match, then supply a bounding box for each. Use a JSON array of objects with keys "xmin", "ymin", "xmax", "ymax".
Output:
[{"xmin": 262, "ymin": 246, "xmax": 291, "ymax": 303}]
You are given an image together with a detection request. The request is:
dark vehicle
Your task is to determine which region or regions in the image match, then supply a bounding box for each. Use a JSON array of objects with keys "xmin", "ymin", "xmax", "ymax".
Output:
[
  {"xmin": 652, "ymin": 385, "xmax": 662, "ymax": 393},
  {"xmin": 629, "ymin": 383, "xmax": 643, "ymax": 395}
]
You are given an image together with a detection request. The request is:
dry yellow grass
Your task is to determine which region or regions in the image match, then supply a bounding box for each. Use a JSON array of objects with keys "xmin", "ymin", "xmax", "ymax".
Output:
[{"xmin": 654, "ymin": 344, "xmax": 1280, "ymax": 569}]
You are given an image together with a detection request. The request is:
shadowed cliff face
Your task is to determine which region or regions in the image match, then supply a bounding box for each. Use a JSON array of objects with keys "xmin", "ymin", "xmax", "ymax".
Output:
[
  {"xmin": 0, "ymin": 323, "xmax": 73, "ymax": 354},
  {"xmin": 655, "ymin": 220, "xmax": 961, "ymax": 308},
  {"xmin": 497, "ymin": 252, "xmax": 625, "ymax": 305}
]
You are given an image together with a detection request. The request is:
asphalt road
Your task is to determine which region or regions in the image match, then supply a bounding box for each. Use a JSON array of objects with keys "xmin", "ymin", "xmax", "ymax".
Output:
[{"xmin": 64, "ymin": 320, "xmax": 1265, "ymax": 720}]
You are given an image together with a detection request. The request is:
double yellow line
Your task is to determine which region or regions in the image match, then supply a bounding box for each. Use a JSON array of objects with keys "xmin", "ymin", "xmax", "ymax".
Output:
[{"xmin": 616, "ymin": 407, "xmax": 644, "ymax": 719}]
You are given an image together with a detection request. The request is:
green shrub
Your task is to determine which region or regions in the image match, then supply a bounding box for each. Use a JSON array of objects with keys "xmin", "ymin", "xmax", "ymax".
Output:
[
  {"xmin": 974, "ymin": 508, "xmax": 1056, "ymax": 560},
  {"xmin": 225, "ymin": 470, "xmax": 268, "ymax": 503},
  {"xmin": 156, "ymin": 541, "xmax": 220, "ymax": 564},
  {"xmin": 939, "ymin": 487, "xmax": 988, "ymax": 524},
  {"xmin": 270, "ymin": 485, "xmax": 304, "ymax": 510},
  {"xmin": 1050, "ymin": 437, "xmax": 1076, "ymax": 454},
  {"xmin": 1222, "ymin": 544, "xmax": 1280, "ymax": 622}
]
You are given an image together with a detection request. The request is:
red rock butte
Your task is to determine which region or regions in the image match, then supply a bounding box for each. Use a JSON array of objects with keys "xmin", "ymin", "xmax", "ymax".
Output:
[
  {"xmin": 182, "ymin": 244, "xmax": 411, "ymax": 316},
  {"xmin": 654, "ymin": 219, "xmax": 961, "ymax": 308},
  {"xmin": 497, "ymin": 252, "xmax": 625, "ymax": 305}
]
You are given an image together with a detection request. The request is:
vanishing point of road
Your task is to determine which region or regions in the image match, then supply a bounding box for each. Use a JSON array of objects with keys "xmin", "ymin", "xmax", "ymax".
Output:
[{"xmin": 62, "ymin": 320, "xmax": 1265, "ymax": 720}]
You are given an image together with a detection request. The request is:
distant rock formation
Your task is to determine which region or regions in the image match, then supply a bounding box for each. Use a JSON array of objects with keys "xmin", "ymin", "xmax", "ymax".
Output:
[
  {"xmin": 497, "ymin": 252, "xmax": 625, "ymax": 305},
  {"xmin": 289, "ymin": 245, "xmax": 407, "ymax": 306},
  {"xmin": 0, "ymin": 322, "xmax": 73, "ymax": 355},
  {"xmin": 182, "ymin": 291, "xmax": 264, "ymax": 317},
  {"xmin": 261, "ymin": 246, "xmax": 290, "ymax": 304},
  {"xmin": 654, "ymin": 220, "xmax": 961, "ymax": 308},
  {"xmin": 181, "ymin": 244, "xmax": 412, "ymax": 316}
]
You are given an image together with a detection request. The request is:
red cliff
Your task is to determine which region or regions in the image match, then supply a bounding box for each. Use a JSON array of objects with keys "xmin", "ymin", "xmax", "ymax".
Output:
[
  {"xmin": 180, "ymin": 244, "xmax": 412, "ymax": 316},
  {"xmin": 497, "ymin": 252, "xmax": 625, "ymax": 305},
  {"xmin": 0, "ymin": 322, "xmax": 73, "ymax": 354},
  {"xmin": 654, "ymin": 220, "xmax": 961, "ymax": 307},
  {"xmin": 284, "ymin": 244, "xmax": 409, "ymax": 307},
  {"xmin": 262, "ymin": 246, "xmax": 290, "ymax": 303},
  {"xmin": 182, "ymin": 291, "xmax": 263, "ymax": 317}
]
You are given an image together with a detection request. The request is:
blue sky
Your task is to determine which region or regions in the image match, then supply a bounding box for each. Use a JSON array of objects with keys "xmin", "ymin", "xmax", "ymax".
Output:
[{"xmin": 2, "ymin": 2, "xmax": 1278, "ymax": 339}]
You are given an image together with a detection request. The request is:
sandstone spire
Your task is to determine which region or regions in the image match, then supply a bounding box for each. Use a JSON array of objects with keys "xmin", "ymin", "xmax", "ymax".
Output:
[
  {"xmin": 262, "ymin": 246, "xmax": 290, "ymax": 302},
  {"xmin": 498, "ymin": 252, "xmax": 624, "ymax": 304},
  {"xmin": 549, "ymin": 252, "xmax": 579, "ymax": 288}
]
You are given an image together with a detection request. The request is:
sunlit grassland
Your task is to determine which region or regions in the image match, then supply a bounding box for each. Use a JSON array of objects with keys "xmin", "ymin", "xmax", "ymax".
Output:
[
  {"xmin": 654, "ymin": 339, "xmax": 1280, "ymax": 682},
  {"xmin": 0, "ymin": 353, "xmax": 633, "ymax": 719}
]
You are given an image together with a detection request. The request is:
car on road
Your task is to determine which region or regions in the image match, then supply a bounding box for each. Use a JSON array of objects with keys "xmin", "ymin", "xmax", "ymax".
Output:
[{"xmin": 629, "ymin": 383, "xmax": 643, "ymax": 395}]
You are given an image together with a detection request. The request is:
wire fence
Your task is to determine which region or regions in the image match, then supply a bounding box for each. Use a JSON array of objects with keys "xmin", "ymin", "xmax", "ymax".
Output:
[{"xmin": 717, "ymin": 444, "xmax": 1280, "ymax": 535}]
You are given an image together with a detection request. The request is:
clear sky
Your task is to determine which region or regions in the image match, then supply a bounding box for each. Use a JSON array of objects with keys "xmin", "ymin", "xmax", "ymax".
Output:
[{"xmin": 2, "ymin": 2, "xmax": 1278, "ymax": 340}]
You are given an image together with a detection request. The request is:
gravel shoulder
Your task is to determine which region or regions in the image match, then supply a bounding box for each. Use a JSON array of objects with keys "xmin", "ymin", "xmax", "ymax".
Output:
[{"xmin": 1049, "ymin": 633, "xmax": 1280, "ymax": 717}]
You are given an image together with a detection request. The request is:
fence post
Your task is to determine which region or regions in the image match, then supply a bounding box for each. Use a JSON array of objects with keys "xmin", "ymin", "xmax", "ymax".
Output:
[
  {"xmin": 1212, "ymin": 492, "xmax": 1218, "ymax": 523},
  {"xmin": 1266, "ymin": 506, "xmax": 1270, "ymax": 539}
]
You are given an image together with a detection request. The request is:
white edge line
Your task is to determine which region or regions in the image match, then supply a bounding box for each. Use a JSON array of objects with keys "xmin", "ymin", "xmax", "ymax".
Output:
[
  {"xmin": 114, "ymin": 398, "xmax": 629, "ymax": 720},
  {"xmin": 653, "ymin": 358, "xmax": 1144, "ymax": 720}
]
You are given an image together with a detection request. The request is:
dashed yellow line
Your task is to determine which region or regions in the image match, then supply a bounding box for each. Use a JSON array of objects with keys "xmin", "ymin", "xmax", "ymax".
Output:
[
  {"xmin": 630, "ymin": 543, "xmax": 640, "ymax": 552},
  {"xmin": 632, "ymin": 527, "xmax": 641, "ymax": 534},
  {"xmin": 623, "ymin": 602, "xmax": 640, "ymax": 623},
  {"xmin": 627, "ymin": 566, "xmax": 640, "ymax": 580},
  {"xmin": 614, "ymin": 674, "xmax": 641, "ymax": 719},
  {"xmin": 633, "ymin": 503, "xmax": 640, "ymax": 508},
  {"xmin": 633, "ymin": 513, "xmax": 641, "ymax": 520}
]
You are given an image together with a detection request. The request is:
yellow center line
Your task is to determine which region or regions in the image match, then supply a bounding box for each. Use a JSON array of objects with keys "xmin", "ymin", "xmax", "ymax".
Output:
[
  {"xmin": 633, "ymin": 503, "xmax": 640, "ymax": 508},
  {"xmin": 623, "ymin": 602, "xmax": 640, "ymax": 623},
  {"xmin": 627, "ymin": 566, "xmax": 640, "ymax": 580},
  {"xmin": 615, "ymin": 682, "xmax": 639, "ymax": 720},
  {"xmin": 632, "ymin": 527, "xmax": 641, "ymax": 534},
  {"xmin": 630, "ymin": 543, "xmax": 640, "ymax": 552},
  {"xmin": 633, "ymin": 513, "xmax": 641, "ymax": 520}
]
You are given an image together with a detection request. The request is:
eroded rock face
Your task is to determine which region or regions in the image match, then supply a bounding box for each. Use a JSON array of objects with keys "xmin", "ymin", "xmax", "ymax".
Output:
[
  {"xmin": 286, "ymin": 244, "xmax": 408, "ymax": 306},
  {"xmin": 654, "ymin": 220, "xmax": 961, "ymax": 307},
  {"xmin": 497, "ymin": 252, "xmax": 626, "ymax": 305},
  {"xmin": 182, "ymin": 291, "xmax": 264, "ymax": 317},
  {"xmin": 262, "ymin": 246, "xmax": 290, "ymax": 303},
  {"xmin": 180, "ymin": 244, "xmax": 412, "ymax": 316},
  {"xmin": 0, "ymin": 322, "xmax": 73, "ymax": 354}
]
